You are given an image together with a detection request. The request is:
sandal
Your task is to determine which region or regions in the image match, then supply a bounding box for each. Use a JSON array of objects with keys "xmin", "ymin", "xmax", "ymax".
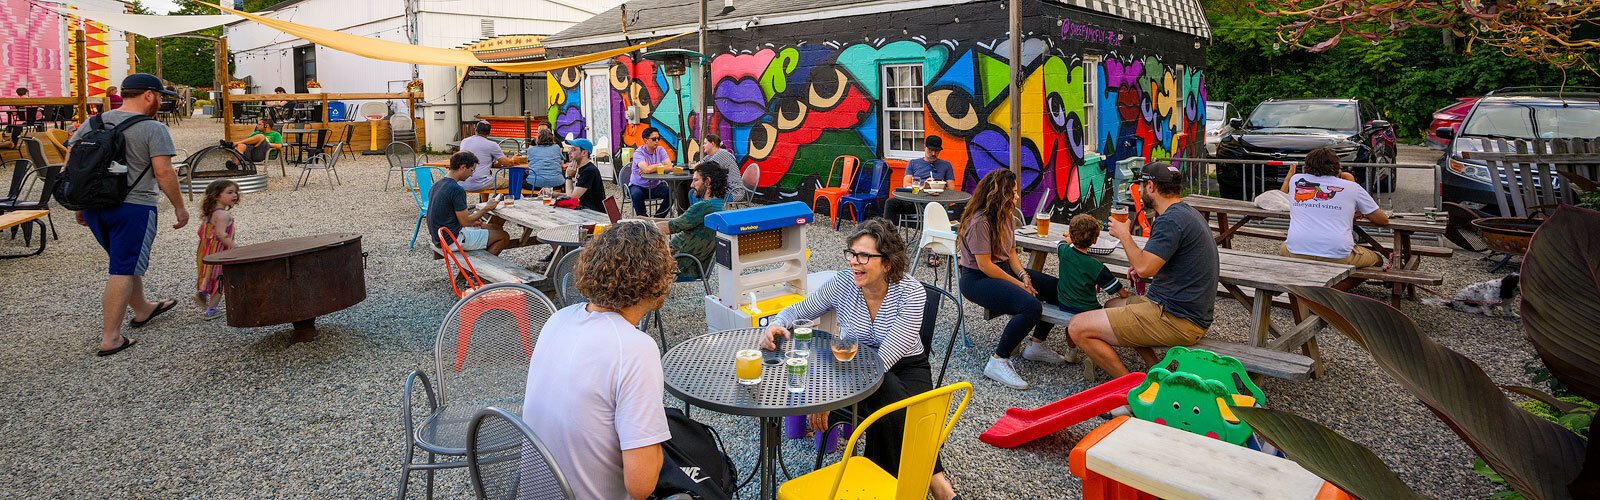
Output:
[
  {"xmin": 129, "ymin": 299, "xmax": 177, "ymax": 328},
  {"xmin": 96, "ymin": 336, "xmax": 137, "ymax": 357}
]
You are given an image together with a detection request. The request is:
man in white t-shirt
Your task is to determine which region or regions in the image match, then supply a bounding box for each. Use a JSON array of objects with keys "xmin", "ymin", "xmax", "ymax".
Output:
[
  {"xmin": 522, "ymin": 222, "xmax": 678, "ymax": 499},
  {"xmin": 1278, "ymin": 147, "xmax": 1389, "ymax": 267}
]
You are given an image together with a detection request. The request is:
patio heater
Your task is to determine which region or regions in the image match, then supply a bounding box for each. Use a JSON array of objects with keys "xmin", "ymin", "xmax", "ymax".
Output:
[{"xmin": 640, "ymin": 48, "xmax": 703, "ymax": 159}]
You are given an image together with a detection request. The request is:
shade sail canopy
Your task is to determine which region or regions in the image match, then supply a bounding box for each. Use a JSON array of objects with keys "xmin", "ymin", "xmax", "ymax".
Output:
[
  {"xmin": 212, "ymin": 3, "xmax": 689, "ymax": 76},
  {"xmin": 45, "ymin": 5, "xmax": 236, "ymax": 39}
]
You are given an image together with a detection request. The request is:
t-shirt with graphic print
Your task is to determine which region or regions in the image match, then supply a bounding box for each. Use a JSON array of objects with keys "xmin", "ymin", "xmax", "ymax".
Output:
[{"xmin": 1284, "ymin": 173, "xmax": 1379, "ymax": 259}]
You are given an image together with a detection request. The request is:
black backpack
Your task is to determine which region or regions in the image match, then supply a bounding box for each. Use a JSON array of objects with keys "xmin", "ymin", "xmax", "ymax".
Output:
[
  {"xmin": 54, "ymin": 113, "xmax": 154, "ymax": 211},
  {"xmin": 651, "ymin": 408, "xmax": 738, "ymax": 500}
]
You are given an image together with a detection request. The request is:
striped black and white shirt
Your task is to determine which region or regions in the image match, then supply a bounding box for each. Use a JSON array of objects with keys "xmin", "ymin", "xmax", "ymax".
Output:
[{"xmin": 773, "ymin": 270, "xmax": 926, "ymax": 370}]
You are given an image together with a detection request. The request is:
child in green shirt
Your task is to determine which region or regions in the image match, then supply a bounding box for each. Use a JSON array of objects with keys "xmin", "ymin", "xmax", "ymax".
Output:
[{"xmin": 1056, "ymin": 214, "xmax": 1129, "ymax": 313}]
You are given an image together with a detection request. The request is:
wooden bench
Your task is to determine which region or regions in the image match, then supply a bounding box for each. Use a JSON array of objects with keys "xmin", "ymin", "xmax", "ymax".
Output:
[
  {"xmin": 0, "ymin": 210, "xmax": 49, "ymax": 259},
  {"xmin": 1039, "ymin": 306, "xmax": 1314, "ymax": 382},
  {"xmin": 1345, "ymin": 267, "xmax": 1443, "ymax": 306},
  {"xmin": 1208, "ymin": 223, "xmax": 1453, "ymax": 258}
]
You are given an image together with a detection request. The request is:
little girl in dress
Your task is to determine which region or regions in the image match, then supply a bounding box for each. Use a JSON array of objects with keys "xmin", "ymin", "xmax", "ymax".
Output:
[{"xmin": 194, "ymin": 180, "xmax": 240, "ymax": 320}]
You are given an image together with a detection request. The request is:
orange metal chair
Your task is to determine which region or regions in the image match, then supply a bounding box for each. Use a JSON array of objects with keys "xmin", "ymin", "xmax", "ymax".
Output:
[
  {"xmin": 812, "ymin": 155, "xmax": 860, "ymax": 225},
  {"xmin": 437, "ymin": 227, "xmax": 535, "ymax": 371}
]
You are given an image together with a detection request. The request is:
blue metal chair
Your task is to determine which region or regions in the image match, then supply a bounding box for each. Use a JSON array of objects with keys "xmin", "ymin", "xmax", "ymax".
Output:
[
  {"xmin": 407, "ymin": 166, "xmax": 445, "ymax": 250},
  {"xmin": 837, "ymin": 160, "xmax": 890, "ymax": 229}
]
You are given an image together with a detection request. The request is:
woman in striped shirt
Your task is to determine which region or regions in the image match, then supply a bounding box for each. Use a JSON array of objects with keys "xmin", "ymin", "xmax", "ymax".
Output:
[{"xmin": 763, "ymin": 218, "xmax": 957, "ymax": 499}]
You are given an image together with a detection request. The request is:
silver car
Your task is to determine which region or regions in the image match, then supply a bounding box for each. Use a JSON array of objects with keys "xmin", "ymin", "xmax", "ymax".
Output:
[{"xmin": 1205, "ymin": 101, "xmax": 1241, "ymax": 154}]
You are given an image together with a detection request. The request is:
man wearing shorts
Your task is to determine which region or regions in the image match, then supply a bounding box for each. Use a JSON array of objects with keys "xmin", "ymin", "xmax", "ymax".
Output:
[
  {"xmin": 428, "ymin": 151, "xmax": 509, "ymax": 255},
  {"xmin": 70, "ymin": 73, "xmax": 189, "ymax": 357},
  {"xmin": 1068, "ymin": 162, "xmax": 1219, "ymax": 377}
]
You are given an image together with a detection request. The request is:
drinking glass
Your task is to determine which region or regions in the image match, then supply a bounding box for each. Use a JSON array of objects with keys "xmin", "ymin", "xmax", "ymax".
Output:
[
  {"xmin": 1036, "ymin": 210, "xmax": 1052, "ymax": 237},
  {"xmin": 1110, "ymin": 205, "xmax": 1130, "ymax": 224},
  {"xmin": 831, "ymin": 336, "xmax": 859, "ymax": 362},
  {"xmin": 785, "ymin": 356, "xmax": 809, "ymax": 393},
  {"xmin": 791, "ymin": 319, "xmax": 815, "ymax": 354},
  {"xmin": 735, "ymin": 349, "xmax": 763, "ymax": 385}
]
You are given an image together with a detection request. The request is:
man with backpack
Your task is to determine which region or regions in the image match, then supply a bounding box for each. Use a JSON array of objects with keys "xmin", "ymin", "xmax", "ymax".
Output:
[{"xmin": 64, "ymin": 73, "xmax": 187, "ymax": 357}]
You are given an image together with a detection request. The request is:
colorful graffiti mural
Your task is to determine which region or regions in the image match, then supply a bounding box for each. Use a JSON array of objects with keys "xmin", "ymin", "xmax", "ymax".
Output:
[
  {"xmin": 0, "ymin": 0, "xmax": 65, "ymax": 95},
  {"xmin": 549, "ymin": 34, "xmax": 1204, "ymax": 218}
]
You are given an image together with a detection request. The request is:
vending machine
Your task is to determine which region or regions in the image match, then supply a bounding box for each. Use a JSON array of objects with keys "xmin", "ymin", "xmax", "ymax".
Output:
[{"xmin": 702, "ymin": 202, "xmax": 836, "ymax": 332}]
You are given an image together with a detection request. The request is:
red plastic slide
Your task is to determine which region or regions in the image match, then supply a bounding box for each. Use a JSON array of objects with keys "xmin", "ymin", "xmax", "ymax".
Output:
[{"xmin": 979, "ymin": 372, "xmax": 1147, "ymax": 448}]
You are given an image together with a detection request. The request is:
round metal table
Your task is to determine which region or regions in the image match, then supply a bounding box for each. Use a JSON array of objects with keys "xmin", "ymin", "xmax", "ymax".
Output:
[
  {"xmin": 892, "ymin": 188, "xmax": 972, "ymax": 207},
  {"xmin": 662, "ymin": 328, "xmax": 882, "ymax": 500},
  {"xmin": 641, "ymin": 168, "xmax": 696, "ymax": 214},
  {"xmin": 535, "ymin": 223, "xmax": 586, "ymax": 249}
]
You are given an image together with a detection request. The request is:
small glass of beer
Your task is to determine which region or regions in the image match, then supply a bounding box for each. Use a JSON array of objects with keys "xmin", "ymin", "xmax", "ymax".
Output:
[
  {"xmin": 1110, "ymin": 205, "xmax": 1130, "ymax": 224},
  {"xmin": 735, "ymin": 349, "xmax": 763, "ymax": 385},
  {"xmin": 1036, "ymin": 212, "xmax": 1052, "ymax": 237},
  {"xmin": 831, "ymin": 336, "xmax": 859, "ymax": 362}
]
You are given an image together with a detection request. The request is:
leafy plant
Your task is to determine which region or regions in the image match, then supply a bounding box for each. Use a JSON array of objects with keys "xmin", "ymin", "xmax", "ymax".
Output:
[{"xmin": 1234, "ymin": 205, "xmax": 1600, "ymax": 499}]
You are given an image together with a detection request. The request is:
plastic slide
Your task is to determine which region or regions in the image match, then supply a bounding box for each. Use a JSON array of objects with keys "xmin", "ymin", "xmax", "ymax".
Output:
[{"xmin": 979, "ymin": 372, "xmax": 1147, "ymax": 448}]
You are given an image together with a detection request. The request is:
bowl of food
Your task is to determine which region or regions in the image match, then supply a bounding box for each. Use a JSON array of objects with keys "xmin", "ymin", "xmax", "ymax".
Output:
[{"xmin": 927, "ymin": 180, "xmax": 947, "ymax": 191}]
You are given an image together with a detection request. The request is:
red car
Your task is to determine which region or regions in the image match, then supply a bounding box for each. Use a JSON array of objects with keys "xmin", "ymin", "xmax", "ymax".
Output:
[{"xmin": 1427, "ymin": 97, "xmax": 1478, "ymax": 149}]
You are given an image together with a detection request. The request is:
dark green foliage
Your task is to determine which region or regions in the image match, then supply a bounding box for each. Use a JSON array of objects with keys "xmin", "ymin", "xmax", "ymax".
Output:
[
  {"xmin": 129, "ymin": 0, "xmax": 244, "ymax": 89},
  {"xmin": 1204, "ymin": 7, "xmax": 1600, "ymax": 140}
]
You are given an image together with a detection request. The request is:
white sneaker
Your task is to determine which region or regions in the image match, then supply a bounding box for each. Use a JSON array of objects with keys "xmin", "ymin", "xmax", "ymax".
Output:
[
  {"xmin": 1022, "ymin": 341, "xmax": 1070, "ymax": 365},
  {"xmin": 984, "ymin": 357, "xmax": 1031, "ymax": 390}
]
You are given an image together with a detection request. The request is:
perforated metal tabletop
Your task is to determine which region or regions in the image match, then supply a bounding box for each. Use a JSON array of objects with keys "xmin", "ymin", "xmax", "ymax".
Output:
[{"xmin": 661, "ymin": 329, "xmax": 883, "ymax": 418}]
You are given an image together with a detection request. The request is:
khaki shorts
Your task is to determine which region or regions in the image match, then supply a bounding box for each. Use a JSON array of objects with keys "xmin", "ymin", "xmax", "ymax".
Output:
[
  {"xmin": 1105, "ymin": 295, "xmax": 1207, "ymax": 347},
  {"xmin": 1278, "ymin": 243, "xmax": 1383, "ymax": 268}
]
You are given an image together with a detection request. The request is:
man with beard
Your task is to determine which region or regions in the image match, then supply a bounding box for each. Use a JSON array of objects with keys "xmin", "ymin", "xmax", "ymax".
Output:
[
  {"xmin": 1066, "ymin": 162, "xmax": 1219, "ymax": 377},
  {"xmin": 655, "ymin": 161, "xmax": 727, "ymax": 278}
]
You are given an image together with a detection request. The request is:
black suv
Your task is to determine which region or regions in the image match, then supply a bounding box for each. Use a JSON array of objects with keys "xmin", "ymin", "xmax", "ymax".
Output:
[
  {"xmin": 1214, "ymin": 98, "xmax": 1397, "ymax": 200},
  {"xmin": 1437, "ymin": 89, "xmax": 1600, "ymax": 213}
]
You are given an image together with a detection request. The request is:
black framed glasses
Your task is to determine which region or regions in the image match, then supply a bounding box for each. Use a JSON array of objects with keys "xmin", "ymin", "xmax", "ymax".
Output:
[
  {"xmin": 843, "ymin": 249, "xmax": 885, "ymax": 264},
  {"xmin": 646, "ymin": 135, "xmax": 661, "ymax": 141}
]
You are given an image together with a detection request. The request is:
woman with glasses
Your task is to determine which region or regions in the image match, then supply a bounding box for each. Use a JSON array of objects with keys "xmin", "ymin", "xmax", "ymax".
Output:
[
  {"xmin": 760, "ymin": 218, "xmax": 959, "ymax": 499},
  {"xmin": 628, "ymin": 126, "xmax": 674, "ymax": 217},
  {"xmin": 958, "ymin": 169, "xmax": 1068, "ymax": 391}
]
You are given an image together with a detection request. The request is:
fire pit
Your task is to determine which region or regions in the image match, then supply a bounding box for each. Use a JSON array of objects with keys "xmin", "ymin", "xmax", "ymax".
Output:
[
  {"xmin": 202, "ymin": 233, "xmax": 366, "ymax": 341},
  {"xmin": 1471, "ymin": 217, "xmax": 1542, "ymax": 256},
  {"xmin": 179, "ymin": 146, "xmax": 268, "ymax": 195}
]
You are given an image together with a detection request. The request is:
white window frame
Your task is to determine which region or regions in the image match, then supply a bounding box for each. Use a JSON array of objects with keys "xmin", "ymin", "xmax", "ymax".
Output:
[
  {"xmin": 1082, "ymin": 55, "xmax": 1102, "ymax": 154},
  {"xmin": 881, "ymin": 63, "xmax": 925, "ymax": 160}
]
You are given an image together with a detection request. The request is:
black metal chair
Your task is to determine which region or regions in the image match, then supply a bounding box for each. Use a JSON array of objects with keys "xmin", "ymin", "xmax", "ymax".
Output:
[
  {"xmin": 551, "ymin": 248, "xmax": 586, "ymax": 307},
  {"xmin": 921, "ymin": 283, "xmax": 965, "ymax": 388},
  {"xmin": 0, "ymin": 164, "xmax": 61, "ymax": 243},
  {"xmin": 340, "ymin": 122, "xmax": 359, "ymax": 161},
  {"xmin": 466, "ymin": 407, "xmax": 574, "ymax": 500},
  {"xmin": 0, "ymin": 158, "xmax": 30, "ymax": 205}
]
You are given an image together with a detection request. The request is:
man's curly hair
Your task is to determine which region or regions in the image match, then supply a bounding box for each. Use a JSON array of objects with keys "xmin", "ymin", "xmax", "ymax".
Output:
[{"xmin": 576, "ymin": 221, "xmax": 675, "ymax": 310}]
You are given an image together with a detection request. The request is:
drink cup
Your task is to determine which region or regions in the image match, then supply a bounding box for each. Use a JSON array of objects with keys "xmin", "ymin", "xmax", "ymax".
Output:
[
  {"xmin": 831, "ymin": 336, "xmax": 859, "ymax": 362},
  {"xmin": 673, "ymin": 166, "xmax": 685, "ymax": 174},
  {"xmin": 1110, "ymin": 205, "xmax": 1130, "ymax": 224},
  {"xmin": 736, "ymin": 349, "xmax": 763, "ymax": 385},
  {"xmin": 786, "ymin": 356, "xmax": 809, "ymax": 393},
  {"xmin": 791, "ymin": 319, "xmax": 814, "ymax": 353},
  {"xmin": 1036, "ymin": 216, "xmax": 1051, "ymax": 237}
]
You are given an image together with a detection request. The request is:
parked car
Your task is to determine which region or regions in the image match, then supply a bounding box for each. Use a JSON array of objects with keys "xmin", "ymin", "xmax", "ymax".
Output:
[
  {"xmin": 1426, "ymin": 97, "xmax": 1479, "ymax": 149},
  {"xmin": 1213, "ymin": 98, "xmax": 1397, "ymax": 200},
  {"xmin": 1204, "ymin": 101, "xmax": 1241, "ymax": 155},
  {"xmin": 1438, "ymin": 90, "xmax": 1600, "ymax": 213}
]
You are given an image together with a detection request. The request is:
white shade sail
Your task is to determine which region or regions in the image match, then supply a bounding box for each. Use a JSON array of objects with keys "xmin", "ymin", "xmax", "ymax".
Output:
[{"xmin": 45, "ymin": 4, "xmax": 237, "ymax": 39}]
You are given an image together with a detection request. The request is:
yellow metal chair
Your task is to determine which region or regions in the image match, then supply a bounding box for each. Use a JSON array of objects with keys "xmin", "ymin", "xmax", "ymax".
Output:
[{"xmin": 777, "ymin": 382, "xmax": 973, "ymax": 500}]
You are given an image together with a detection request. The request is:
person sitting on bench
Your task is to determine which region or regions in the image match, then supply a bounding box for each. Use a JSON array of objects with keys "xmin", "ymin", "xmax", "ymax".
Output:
[
  {"xmin": 1277, "ymin": 147, "xmax": 1389, "ymax": 267},
  {"xmin": 1068, "ymin": 162, "xmax": 1218, "ymax": 378},
  {"xmin": 222, "ymin": 118, "xmax": 283, "ymax": 168}
]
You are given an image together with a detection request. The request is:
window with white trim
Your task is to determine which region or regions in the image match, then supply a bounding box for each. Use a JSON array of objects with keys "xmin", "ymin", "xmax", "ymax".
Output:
[
  {"xmin": 881, "ymin": 64, "xmax": 925, "ymax": 158},
  {"xmin": 1082, "ymin": 55, "xmax": 1102, "ymax": 154}
]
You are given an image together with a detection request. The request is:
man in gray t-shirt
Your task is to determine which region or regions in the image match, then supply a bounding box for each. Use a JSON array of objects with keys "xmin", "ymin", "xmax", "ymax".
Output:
[
  {"xmin": 67, "ymin": 74, "xmax": 188, "ymax": 357},
  {"xmin": 458, "ymin": 121, "xmax": 522, "ymax": 192}
]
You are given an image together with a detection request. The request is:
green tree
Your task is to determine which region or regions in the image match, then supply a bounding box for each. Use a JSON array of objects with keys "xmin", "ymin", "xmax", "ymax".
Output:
[{"xmin": 129, "ymin": 0, "xmax": 229, "ymax": 89}]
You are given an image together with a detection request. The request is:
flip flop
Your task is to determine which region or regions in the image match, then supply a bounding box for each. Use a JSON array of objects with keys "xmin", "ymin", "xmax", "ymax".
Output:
[
  {"xmin": 96, "ymin": 336, "xmax": 137, "ymax": 357},
  {"xmin": 129, "ymin": 299, "xmax": 177, "ymax": 328}
]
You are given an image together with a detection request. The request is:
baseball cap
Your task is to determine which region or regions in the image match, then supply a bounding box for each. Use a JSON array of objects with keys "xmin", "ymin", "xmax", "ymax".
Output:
[
  {"xmin": 121, "ymin": 73, "xmax": 177, "ymax": 96},
  {"xmin": 1135, "ymin": 162, "xmax": 1183, "ymax": 184},
  {"xmin": 567, "ymin": 137, "xmax": 594, "ymax": 154},
  {"xmin": 925, "ymin": 135, "xmax": 943, "ymax": 151}
]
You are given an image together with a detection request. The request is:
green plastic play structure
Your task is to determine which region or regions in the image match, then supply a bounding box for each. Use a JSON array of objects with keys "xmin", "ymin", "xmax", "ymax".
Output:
[{"xmin": 1127, "ymin": 346, "xmax": 1265, "ymax": 446}]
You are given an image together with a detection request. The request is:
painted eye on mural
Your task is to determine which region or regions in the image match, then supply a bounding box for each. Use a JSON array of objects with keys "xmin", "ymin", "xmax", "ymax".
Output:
[
  {"xmin": 1046, "ymin": 92, "xmax": 1067, "ymax": 129},
  {"xmin": 806, "ymin": 68, "xmax": 848, "ymax": 110},
  {"xmin": 927, "ymin": 88, "xmax": 978, "ymax": 133},
  {"xmin": 774, "ymin": 98, "xmax": 809, "ymax": 132},
  {"xmin": 555, "ymin": 67, "xmax": 583, "ymax": 89},
  {"xmin": 629, "ymin": 84, "xmax": 653, "ymax": 118},
  {"xmin": 609, "ymin": 63, "xmax": 632, "ymax": 92},
  {"xmin": 747, "ymin": 123, "xmax": 778, "ymax": 160}
]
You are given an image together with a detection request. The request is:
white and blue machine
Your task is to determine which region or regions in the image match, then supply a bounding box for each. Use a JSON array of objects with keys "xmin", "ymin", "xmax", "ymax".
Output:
[{"xmin": 703, "ymin": 202, "xmax": 836, "ymax": 332}]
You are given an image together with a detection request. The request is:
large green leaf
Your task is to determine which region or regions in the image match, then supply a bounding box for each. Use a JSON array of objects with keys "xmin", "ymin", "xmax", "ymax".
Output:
[
  {"xmin": 1287, "ymin": 285, "xmax": 1586, "ymax": 500},
  {"xmin": 1231, "ymin": 406, "xmax": 1426, "ymax": 500},
  {"xmin": 1520, "ymin": 205, "xmax": 1600, "ymax": 403}
]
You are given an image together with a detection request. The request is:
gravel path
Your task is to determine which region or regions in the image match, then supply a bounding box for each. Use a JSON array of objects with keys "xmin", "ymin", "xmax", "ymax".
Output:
[{"xmin": 0, "ymin": 119, "xmax": 1528, "ymax": 498}]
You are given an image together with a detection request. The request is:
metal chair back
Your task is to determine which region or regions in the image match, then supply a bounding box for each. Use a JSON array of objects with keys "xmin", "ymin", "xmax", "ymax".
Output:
[
  {"xmin": 433, "ymin": 282, "xmax": 556, "ymax": 406},
  {"xmin": 387, "ymin": 141, "xmax": 416, "ymax": 168},
  {"xmin": 921, "ymin": 283, "xmax": 964, "ymax": 387},
  {"xmin": 22, "ymin": 137, "xmax": 53, "ymax": 169},
  {"xmin": 2, "ymin": 159, "xmax": 31, "ymax": 201},
  {"xmin": 741, "ymin": 162, "xmax": 761, "ymax": 203},
  {"xmin": 467, "ymin": 407, "xmax": 575, "ymax": 500},
  {"xmin": 551, "ymin": 248, "xmax": 586, "ymax": 307}
]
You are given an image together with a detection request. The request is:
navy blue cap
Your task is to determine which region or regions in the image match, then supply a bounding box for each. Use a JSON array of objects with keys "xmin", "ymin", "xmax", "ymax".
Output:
[{"xmin": 121, "ymin": 73, "xmax": 177, "ymax": 96}]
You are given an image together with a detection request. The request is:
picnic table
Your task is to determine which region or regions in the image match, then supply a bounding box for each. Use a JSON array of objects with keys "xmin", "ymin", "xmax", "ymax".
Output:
[
  {"xmin": 1182, "ymin": 195, "xmax": 1449, "ymax": 304},
  {"xmin": 486, "ymin": 200, "xmax": 609, "ymax": 251},
  {"xmin": 1015, "ymin": 229, "xmax": 1353, "ymax": 378}
]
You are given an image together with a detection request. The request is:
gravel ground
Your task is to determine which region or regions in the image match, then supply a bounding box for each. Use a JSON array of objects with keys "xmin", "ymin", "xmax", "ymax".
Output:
[{"xmin": 0, "ymin": 119, "xmax": 1528, "ymax": 498}]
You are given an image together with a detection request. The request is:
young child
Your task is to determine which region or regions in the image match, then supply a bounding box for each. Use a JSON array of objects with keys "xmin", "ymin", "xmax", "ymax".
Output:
[
  {"xmin": 194, "ymin": 180, "xmax": 240, "ymax": 320},
  {"xmin": 1056, "ymin": 214, "xmax": 1129, "ymax": 314}
]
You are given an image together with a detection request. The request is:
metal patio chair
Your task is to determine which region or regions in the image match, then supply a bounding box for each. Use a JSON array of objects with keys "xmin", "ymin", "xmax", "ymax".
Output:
[{"xmin": 466, "ymin": 407, "xmax": 574, "ymax": 500}]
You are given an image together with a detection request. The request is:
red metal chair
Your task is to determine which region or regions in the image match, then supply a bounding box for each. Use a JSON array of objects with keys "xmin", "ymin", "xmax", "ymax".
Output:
[
  {"xmin": 437, "ymin": 227, "xmax": 542, "ymax": 371},
  {"xmin": 812, "ymin": 155, "xmax": 861, "ymax": 226}
]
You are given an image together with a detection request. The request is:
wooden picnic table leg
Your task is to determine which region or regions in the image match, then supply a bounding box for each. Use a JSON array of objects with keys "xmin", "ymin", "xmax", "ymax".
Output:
[
  {"xmin": 1223, "ymin": 284, "xmax": 1273, "ymax": 348},
  {"xmin": 1027, "ymin": 248, "xmax": 1048, "ymax": 272},
  {"xmin": 1291, "ymin": 295, "xmax": 1323, "ymax": 379},
  {"xmin": 1215, "ymin": 212, "xmax": 1232, "ymax": 248}
]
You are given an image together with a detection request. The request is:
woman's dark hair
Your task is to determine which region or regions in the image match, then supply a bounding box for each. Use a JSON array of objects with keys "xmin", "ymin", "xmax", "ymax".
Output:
[
  {"xmin": 695, "ymin": 161, "xmax": 728, "ymax": 199},
  {"xmin": 1304, "ymin": 147, "xmax": 1342, "ymax": 177},
  {"xmin": 847, "ymin": 218, "xmax": 911, "ymax": 283},
  {"xmin": 535, "ymin": 128, "xmax": 557, "ymax": 146},
  {"xmin": 273, "ymin": 87, "xmax": 286, "ymax": 93},
  {"xmin": 703, "ymin": 133, "xmax": 722, "ymax": 149},
  {"xmin": 577, "ymin": 221, "xmax": 676, "ymax": 311},
  {"xmin": 960, "ymin": 169, "xmax": 1020, "ymax": 251},
  {"xmin": 201, "ymin": 179, "xmax": 240, "ymax": 217},
  {"xmin": 449, "ymin": 151, "xmax": 478, "ymax": 171}
]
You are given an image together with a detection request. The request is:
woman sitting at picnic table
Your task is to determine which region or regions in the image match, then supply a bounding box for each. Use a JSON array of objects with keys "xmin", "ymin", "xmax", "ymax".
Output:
[
  {"xmin": 654, "ymin": 161, "xmax": 728, "ymax": 278},
  {"xmin": 761, "ymin": 218, "xmax": 958, "ymax": 499},
  {"xmin": 957, "ymin": 169, "xmax": 1068, "ymax": 391},
  {"xmin": 1278, "ymin": 147, "xmax": 1389, "ymax": 267},
  {"xmin": 522, "ymin": 128, "xmax": 566, "ymax": 191}
]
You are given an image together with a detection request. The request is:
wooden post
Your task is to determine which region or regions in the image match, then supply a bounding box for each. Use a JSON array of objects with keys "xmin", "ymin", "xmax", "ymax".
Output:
[
  {"xmin": 219, "ymin": 37, "xmax": 232, "ymax": 141},
  {"xmin": 154, "ymin": 38, "xmax": 164, "ymax": 81},
  {"xmin": 1007, "ymin": 0, "xmax": 1020, "ymax": 175},
  {"xmin": 75, "ymin": 30, "xmax": 88, "ymax": 122},
  {"xmin": 321, "ymin": 93, "xmax": 330, "ymax": 126}
]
